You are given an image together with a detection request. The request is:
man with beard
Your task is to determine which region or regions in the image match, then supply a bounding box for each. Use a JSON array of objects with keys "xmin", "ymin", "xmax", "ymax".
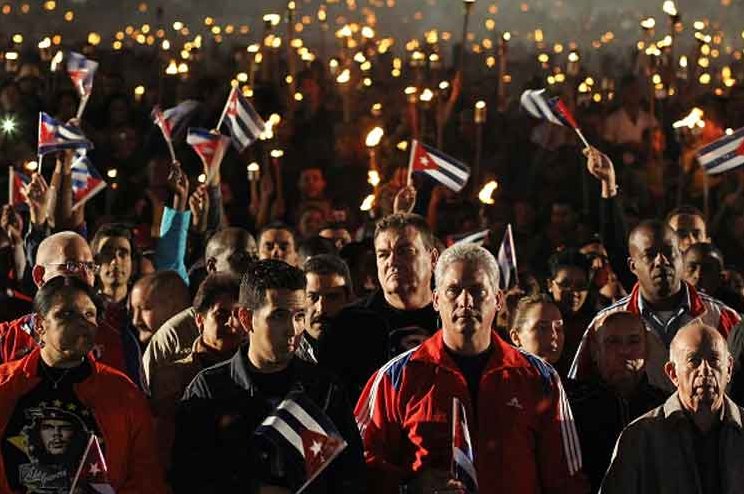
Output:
[
  {"xmin": 567, "ymin": 311, "xmax": 666, "ymax": 492},
  {"xmin": 570, "ymin": 221, "xmax": 740, "ymax": 392},
  {"xmin": 296, "ymin": 254, "xmax": 353, "ymax": 364},
  {"xmin": 601, "ymin": 323, "xmax": 744, "ymax": 494}
]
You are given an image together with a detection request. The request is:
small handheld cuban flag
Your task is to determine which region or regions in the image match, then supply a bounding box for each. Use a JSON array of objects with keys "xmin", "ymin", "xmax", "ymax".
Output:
[
  {"xmin": 696, "ymin": 127, "xmax": 744, "ymax": 175},
  {"xmin": 408, "ymin": 140, "xmax": 470, "ymax": 192},
  {"xmin": 452, "ymin": 397, "xmax": 478, "ymax": 493},
  {"xmin": 71, "ymin": 151, "xmax": 107, "ymax": 211},
  {"xmin": 218, "ymin": 87, "xmax": 266, "ymax": 152},
  {"xmin": 69, "ymin": 434, "xmax": 116, "ymax": 494},
  {"xmin": 37, "ymin": 112, "xmax": 93, "ymax": 155},
  {"xmin": 520, "ymin": 89, "xmax": 590, "ymax": 148},
  {"xmin": 187, "ymin": 128, "xmax": 231, "ymax": 182},
  {"xmin": 497, "ymin": 224, "xmax": 518, "ymax": 289},
  {"xmin": 8, "ymin": 167, "xmax": 31, "ymax": 210},
  {"xmin": 152, "ymin": 100, "xmax": 199, "ymax": 161},
  {"xmin": 255, "ymin": 391, "xmax": 347, "ymax": 494},
  {"xmin": 67, "ymin": 52, "xmax": 98, "ymax": 98}
]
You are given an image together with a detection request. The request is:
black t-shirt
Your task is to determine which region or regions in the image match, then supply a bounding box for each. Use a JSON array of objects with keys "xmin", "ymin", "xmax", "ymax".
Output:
[
  {"xmin": 446, "ymin": 346, "xmax": 493, "ymax": 416},
  {"xmin": 1, "ymin": 360, "xmax": 102, "ymax": 494},
  {"xmin": 250, "ymin": 366, "xmax": 295, "ymax": 408}
]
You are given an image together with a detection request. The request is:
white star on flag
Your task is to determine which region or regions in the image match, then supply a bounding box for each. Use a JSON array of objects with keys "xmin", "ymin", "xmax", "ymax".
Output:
[
  {"xmin": 310, "ymin": 441, "xmax": 323, "ymax": 456},
  {"xmin": 419, "ymin": 157, "xmax": 429, "ymax": 166},
  {"xmin": 89, "ymin": 462, "xmax": 100, "ymax": 475}
]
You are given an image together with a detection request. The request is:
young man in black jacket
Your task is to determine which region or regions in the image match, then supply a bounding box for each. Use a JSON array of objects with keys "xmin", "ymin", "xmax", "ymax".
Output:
[{"xmin": 171, "ymin": 260, "xmax": 365, "ymax": 493}]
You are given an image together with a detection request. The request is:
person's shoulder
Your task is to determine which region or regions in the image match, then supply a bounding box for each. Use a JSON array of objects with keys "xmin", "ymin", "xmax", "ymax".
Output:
[
  {"xmin": 0, "ymin": 356, "xmax": 26, "ymax": 384},
  {"xmin": 182, "ymin": 357, "xmax": 235, "ymax": 399},
  {"xmin": 91, "ymin": 361, "xmax": 144, "ymax": 398}
]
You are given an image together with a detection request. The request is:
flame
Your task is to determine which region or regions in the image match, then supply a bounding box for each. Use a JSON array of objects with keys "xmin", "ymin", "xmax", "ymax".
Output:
[
  {"xmin": 365, "ymin": 127, "xmax": 384, "ymax": 147},
  {"xmin": 478, "ymin": 181, "xmax": 499, "ymax": 204},
  {"xmin": 673, "ymin": 108, "xmax": 705, "ymax": 129}
]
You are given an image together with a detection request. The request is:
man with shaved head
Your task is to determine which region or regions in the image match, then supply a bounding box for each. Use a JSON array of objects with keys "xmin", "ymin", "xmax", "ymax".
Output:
[
  {"xmin": 601, "ymin": 322, "xmax": 744, "ymax": 493},
  {"xmin": 142, "ymin": 227, "xmax": 256, "ymax": 387},
  {"xmin": 0, "ymin": 231, "xmax": 143, "ymax": 386},
  {"xmin": 570, "ymin": 220, "xmax": 740, "ymax": 392}
]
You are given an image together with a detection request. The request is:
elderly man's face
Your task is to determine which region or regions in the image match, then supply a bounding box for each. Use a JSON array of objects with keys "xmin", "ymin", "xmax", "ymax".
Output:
[
  {"xmin": 374, "ymin": 226, "xmax": 434, "ymax": 299},
  {"xmin": 666, "ymin": 327, "xmax": 733, "ymax": 414},
  {"xmin": 433, "ymin": 260, "xmax": 501, "ymax": 339},
  {"xmin": 594, "ymin": 314, "xmax": 646, "ymax": 394}
]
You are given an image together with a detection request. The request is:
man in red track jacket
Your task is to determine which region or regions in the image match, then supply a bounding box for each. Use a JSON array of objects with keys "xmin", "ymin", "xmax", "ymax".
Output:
[{"xmin": 355, "ymin": 243, "xmax": 589, "ymax": 493}]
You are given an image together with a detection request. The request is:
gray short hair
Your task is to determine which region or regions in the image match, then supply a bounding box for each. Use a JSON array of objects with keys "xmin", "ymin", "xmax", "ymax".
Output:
[{"xmin": 434, "ymin": 244, "xmax": 501, "ymax": 292}]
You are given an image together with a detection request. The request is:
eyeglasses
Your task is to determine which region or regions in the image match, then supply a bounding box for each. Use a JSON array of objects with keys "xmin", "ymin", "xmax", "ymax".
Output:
[{"xmin": 44, "ymin": 261, "xmax": 99, "ymax": 274}]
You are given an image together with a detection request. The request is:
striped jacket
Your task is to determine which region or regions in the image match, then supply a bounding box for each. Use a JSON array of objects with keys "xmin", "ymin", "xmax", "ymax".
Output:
[
  {"xmin": 569, "ymin": 282, "xmax": 741, "ymax": 392},
  {"xmin": 354, "ymin": 330, "xmax": 589, "ymax": 493}
]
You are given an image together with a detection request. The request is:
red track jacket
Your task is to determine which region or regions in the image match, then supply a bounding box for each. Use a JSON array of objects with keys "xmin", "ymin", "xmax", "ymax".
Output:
[
  {"xmin": 0, "ymin": 348, "xmax": 169, "ymax": 494},
  {"xmin": 355, "ymin": 330, "xmax": 589, "ymax": 493}
]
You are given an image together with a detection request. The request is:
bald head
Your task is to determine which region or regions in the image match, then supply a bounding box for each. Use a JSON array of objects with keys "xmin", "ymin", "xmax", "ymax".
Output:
[
  {"xmin": 33, "ymin": 232, "xmax": 95, "ymax": 287},
  {"xmin": 205, "ymin": 227, "xmax": 257, "ymax": 276},
  {"xmin": 130, "ymin": 271, "xmax": 191, "ymax": 344},
  {"xmin": 669, "ymin": 322, "xmax": 728, "ymax": 365},
  {"xmin": 666, "ymin": 322, "xmax": 732, "ymax": 416}
]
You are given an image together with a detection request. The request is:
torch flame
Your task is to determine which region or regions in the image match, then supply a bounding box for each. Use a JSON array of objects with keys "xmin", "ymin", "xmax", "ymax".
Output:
[
  {"xmin": 478, "ymin": 181, "xmax": 499, "ymax": 205},
  {"xmin": 673, "ymin": 108, "xmax": 705, "ymax": 129},
  {"xmin": 365, "ymin": 127, "xmax": 384, "ymax": 147}
]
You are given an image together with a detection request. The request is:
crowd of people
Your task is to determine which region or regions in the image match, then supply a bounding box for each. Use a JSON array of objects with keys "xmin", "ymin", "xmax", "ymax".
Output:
[{"xmin": 1, "ymin": 13, "xmax": 744, "ymax": 493}]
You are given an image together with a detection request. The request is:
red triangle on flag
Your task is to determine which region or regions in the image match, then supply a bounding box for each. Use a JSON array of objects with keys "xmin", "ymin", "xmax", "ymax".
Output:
[
  {"xmin": 39, "ymin": 121, "xmax": 54, "ymax": 146},
  {"xmin": 737, "ymin": 137, "xmax": 744, "ymax": 156},
  {"xmin": 300, "ymin": 429, "xmax": 345, "ymax": 479},
  {"xmin": 411, "ymin": 142, "xmax": 437, "ymax": 172}
]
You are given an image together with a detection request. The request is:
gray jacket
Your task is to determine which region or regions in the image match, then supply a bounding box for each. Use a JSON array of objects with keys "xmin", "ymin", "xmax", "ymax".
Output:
[{"xmin": 601, "ymin": 392, "xmax": 744, "ymax": 494}]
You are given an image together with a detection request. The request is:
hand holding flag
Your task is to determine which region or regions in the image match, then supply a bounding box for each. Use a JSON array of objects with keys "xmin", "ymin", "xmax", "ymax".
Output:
[
  {"xmin": 151, "ymin": 100, "xmax": 199, "ymax": 162},
  {"xmin": 255, "ymin": 391, "xmax": 347, "ymax": 494},
  {"xmin": 520, "ymin": 89, "xmax": 590, "ymax": 149},
  {"xmin": 69, "ymin": 434, "xmax": 116, "ymax": 494}
]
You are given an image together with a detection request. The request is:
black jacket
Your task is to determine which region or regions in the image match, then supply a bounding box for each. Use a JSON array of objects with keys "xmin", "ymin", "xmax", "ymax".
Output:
[
  {"xmin": 567, "ymin": 376, "xmax": 668, "ymax": 493},
  {"xmin": 171, "ymin": 348, "xmax": 366, "ymax": 494}
]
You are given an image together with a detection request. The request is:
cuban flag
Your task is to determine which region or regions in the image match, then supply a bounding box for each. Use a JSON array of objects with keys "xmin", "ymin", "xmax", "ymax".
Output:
[
  {"xmin": 409, "ymin": 140, "xmax": 470, "ymax": 192},
  {"xmin": 71, "ymin": 151, "xmax": 107, "ymax": 211},
  {"xmin": 69, "ymin": 434, "xmax": 116, "ymax": 494},
  {"xmin": 220, "ymin": 87, "xmax": 266, "ymax": 151},
  {"xmin": 697, "ymin": 127, "xmax": 744, "ymax": 175},
  {"xmin": 67, "ymin": 52, "xmax": 98, "ymax": 98},
  {"xmin": 151, "ymin": 100, "xmax": 198, "ymax": 143},
  {"xmin": 451, "ymin": 397, "xmax": 478, "ymax": 493},
  {"xmin": 255, "ymin": 391, "xmax": 347, "ymax": 493},
  {"xmin": 448, "ymin": 229, "xmax": 489, "ymax": 247},
  {"xmin": 187, "ymin": 128, "xmax": 231, "ymax": 182},
  {"xmin": 37, "ymin": 112, "xmax": 93, "ymax": 155},
  {"xmin": 8, "ymin": 167, "xmax": 30, "ymax": 210},
  {"xmin": 497, "ymin": 224, "xmax": 518, "ymax": 289},
  {"xmin": 520, "ymin": 89, "xmax": 579, "ymax": 129}
]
